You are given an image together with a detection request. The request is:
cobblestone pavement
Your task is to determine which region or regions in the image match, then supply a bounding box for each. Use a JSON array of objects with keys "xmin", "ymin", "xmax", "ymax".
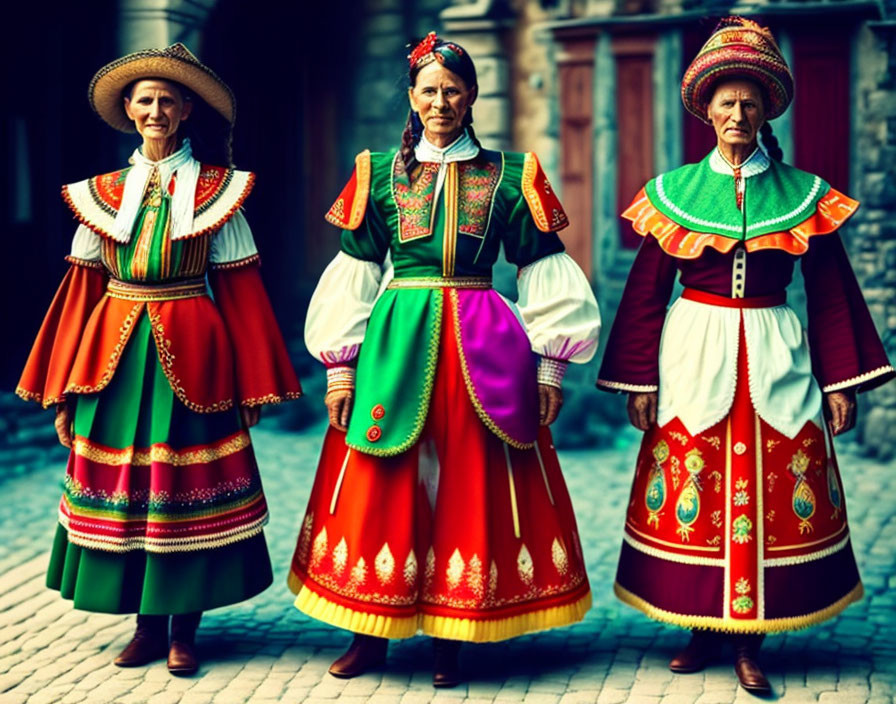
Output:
[{"xmin": 1, "ymin": 421, "xmax": 894, "ymax": 704}]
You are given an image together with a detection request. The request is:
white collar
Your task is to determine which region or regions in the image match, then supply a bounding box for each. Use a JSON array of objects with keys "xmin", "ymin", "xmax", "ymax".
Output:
[
  {"xmin": 709, "ymin": 145, "xmax": 770, "ymax": 179},
  {"xmin": 112, "ymin": 138, "xmax": 200, "ymax": 243},
  {"xmin": 414, "ymin": 129, "xmax": 479, "ymax": 164}
]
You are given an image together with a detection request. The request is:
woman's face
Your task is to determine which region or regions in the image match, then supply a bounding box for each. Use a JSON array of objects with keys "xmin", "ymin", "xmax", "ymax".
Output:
[
  {"xmin": 123, "ymin": 79, "xmax": 192, "ymax": 142},
  {"xmin": 408, "ymin": 61, "xmax": 476, "ymax": 144},
  {"xmin": 707, "ymin": 79, "xmax": 765, "ymax": 150}
]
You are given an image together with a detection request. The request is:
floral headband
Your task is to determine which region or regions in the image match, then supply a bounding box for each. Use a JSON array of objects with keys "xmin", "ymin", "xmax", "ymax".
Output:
[{"xmin": 407, "ymin": 31, "xmax": 465, "ymax": 70}]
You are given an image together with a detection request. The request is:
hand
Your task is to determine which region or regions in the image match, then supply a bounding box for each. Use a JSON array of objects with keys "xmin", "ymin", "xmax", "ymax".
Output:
[
  {"xmin": 627, "ymin": 392, "xmax": 657, "ymax": 431},
  {"xmin": 539, "ymin": 384, "xmax": 563, "ymax": 426},
  {"xmin": 826, "ymin": 390, "xmax": 857, "ymax": 436},
  {"xmin": 241, "ymin": 406, "xmax": 261, "ymax": 428},
  {"xmin": 325, "ymin": 389, "xmax": 354, "ymax": 432},
  {"xmin": 54, "ymin": 404, "xmax": 72, "ymax": 448}
]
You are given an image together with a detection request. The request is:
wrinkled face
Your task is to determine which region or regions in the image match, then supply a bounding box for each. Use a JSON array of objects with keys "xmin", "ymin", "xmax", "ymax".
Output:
[
  {"xmin": 707, "ymin": 79, "xmax": 765, "ymax": 150},
  {"xmin": 408, "ymin": 61, "xmax": 476, "ymax": 142},
  {"xmin": 123, "ymin": 79, "xmax": 192, "ymax": 141}
]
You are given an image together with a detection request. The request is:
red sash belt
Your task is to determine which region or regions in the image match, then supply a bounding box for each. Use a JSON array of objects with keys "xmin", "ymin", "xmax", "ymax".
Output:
[{"xmin": 681, "ymin": 288, "xmax": 786, "ymax": 309}]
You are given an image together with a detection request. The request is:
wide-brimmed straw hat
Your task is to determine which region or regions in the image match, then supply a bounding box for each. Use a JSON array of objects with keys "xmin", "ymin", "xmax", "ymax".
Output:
[
  {"xmin": 681, "ymin": 17, "xmax": 794, "ymax": 123},
  {"xmin": 88, "ymin": 43, "xmax": 235, "ymax": 133}
]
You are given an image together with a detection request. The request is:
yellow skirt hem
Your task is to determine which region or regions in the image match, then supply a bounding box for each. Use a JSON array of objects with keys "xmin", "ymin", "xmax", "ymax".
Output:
[
  {"xmin": 614, "ymin": 581, "xmax": 864, "ymax": 634},
  {"xmin": 289, "ymin": 572, "xmax": 592, "ymax": 642}
]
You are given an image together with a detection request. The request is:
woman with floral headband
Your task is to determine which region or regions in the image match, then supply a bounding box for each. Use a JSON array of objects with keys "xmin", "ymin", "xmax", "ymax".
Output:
[
  {"xmin": 598, "ymin": 17, "xmax": 893, "ymax": 694},
  {"xmin": 17, "ymin": 44, "xmax": 301, "ymax": 675},
  {"xmin": 287, "ymin": 32, "xmax": 600, "ymax": 686}
]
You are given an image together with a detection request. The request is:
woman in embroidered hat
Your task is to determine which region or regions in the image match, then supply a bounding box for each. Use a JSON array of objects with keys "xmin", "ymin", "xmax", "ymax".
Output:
[
  {"xmin": 597, "ymin": 16, "xmax": 893, "ymax": 695},
  {"xmin": 17, "ymin": 43, "xmax": 302, "ymax": 675},
  {"xmin": 286, "ymin": 32, "xmax": 600, "ymax": 686}
]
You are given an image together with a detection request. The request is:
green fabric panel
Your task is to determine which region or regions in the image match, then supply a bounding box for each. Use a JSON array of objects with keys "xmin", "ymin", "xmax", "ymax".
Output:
[
  {"xmin": 47, "ymin": 525, "xmax": 272, "ymax": 614},
  {"xmin": 347, "ymin": 288, "xmax": 442, "ymax": 456},
  {"xmin": 645, "ymin": 152, "xmax": 829, "ymax": 239},
  {"xmin": 72, "ymin": 314, "xmax": 241, "ymax": 450},
  {"xmin": 116, "ymin": 198, "xmax": 171, "ymax": 282}
]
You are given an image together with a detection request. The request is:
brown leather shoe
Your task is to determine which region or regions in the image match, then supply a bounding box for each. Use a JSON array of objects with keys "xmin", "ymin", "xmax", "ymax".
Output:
[
  {"xmin": 114, "ymin": 615, "xmax": 168, "ymax": 667},
  {"xmin": 669, "ymin": 630, "xmax": 722, "ymax": 673},
  {"xmin": 168, "ymin": 640, "xmax": 199, "ymax": 676},
  {"xmin": 328, "ymin": 634, "xmax": 388, "ymax": 678},
  {"xmin": 733, "ymin": 637, "xmax": 771, "ymax": 695},
  {"xmin": 432, "ymin": 638, "xmax": 462, "ymax": 688},
  {"xmin": 168, "ymin": 612, "xmax": 202, "ymax": 676}
]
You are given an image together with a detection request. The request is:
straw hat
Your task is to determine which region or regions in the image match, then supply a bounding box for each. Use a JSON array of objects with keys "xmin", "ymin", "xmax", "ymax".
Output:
[
  {"xmin": 681, "ymin": 17, "xmax": 794, "ymax": 123},
  {"xmin": 88, "ymin": 43, "xmax": 235, "ymax": 133}
]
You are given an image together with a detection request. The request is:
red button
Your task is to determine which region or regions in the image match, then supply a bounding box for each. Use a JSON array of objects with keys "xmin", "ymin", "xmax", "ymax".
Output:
[
  {"xmin": 371, "ymin": 404, "xmax": 386, "ymax": 420},
  {"xmin": 366, "ymin": 426, "xmax": 382, "ymax": 442}
]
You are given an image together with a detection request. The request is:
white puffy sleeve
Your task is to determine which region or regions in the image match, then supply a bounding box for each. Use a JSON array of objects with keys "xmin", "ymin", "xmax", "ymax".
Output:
[
  {"xmin": 69, "ymin": 224, "xmax": 102, "ymax": 263},
  {"xmin": 305, "ymin": 251, "xmax": 383, "ymax": 376},
  {"xmin": 516, "ymin": 252, "xmax": 601, "ymax": 387},
  {"xmin": 209, "ymin": 210, "xmax": 259, "ymax": 266}
]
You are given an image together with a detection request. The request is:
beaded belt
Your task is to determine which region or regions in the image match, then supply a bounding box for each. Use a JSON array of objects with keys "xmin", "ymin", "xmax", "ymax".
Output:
[
  {"xmin": 107, "ymin": 277, "xmax": 208, "ymax": 302},
  {"xmin": 681, "ymin": 288, "xmax": 786, "ymax": 309},
  {"xmin": 386, "ymin": 276, "xmax": 492, "ymax": 290}
]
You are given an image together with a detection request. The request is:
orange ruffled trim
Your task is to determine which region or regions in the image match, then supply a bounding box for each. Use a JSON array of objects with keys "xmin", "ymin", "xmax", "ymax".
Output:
[{"xmin": 622, "ymin": 187, "xmax": 859, "ymax": 259}]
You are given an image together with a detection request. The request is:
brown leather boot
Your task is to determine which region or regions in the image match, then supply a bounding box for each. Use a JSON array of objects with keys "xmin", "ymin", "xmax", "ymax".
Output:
[
  {"xmin": 733, "ymin": 634, "xmax": 771, "ymax": 695},
  {"xmin": 114, "ymin": 614, "xmax": 169, "ymax": 667},
  {"xmin": 432, "ymin": 638, "xmax": 462, "ymax": 688},
  {"xmin": 669, "ymin": 630, "xmax": 722, "ymax": 673},
  {"xmin": 168, "ymin": 612, "xmax": 202, "ymax": 676},
  {"xmin": 328, "ymin": 634, "xmax": 388, "ymax": 678}
]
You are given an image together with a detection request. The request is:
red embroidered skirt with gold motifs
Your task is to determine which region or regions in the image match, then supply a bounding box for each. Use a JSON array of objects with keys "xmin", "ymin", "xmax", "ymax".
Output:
[
  {"xmin": 287, "ymin": 310, "xmax": 591, "ymax": 642},
  {"xmin": 615, "ymin": 325, "xmax": 862, "ymax": 633}
]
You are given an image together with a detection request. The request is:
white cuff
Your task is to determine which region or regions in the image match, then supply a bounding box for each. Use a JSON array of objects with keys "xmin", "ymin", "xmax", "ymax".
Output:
[
  {"xmin": 326, "ymin": 366, "xmax": 355, "ymax": 395},
  {"xmin": 537, "ymin": 358, "xmax": 568, "ymax": 389}
]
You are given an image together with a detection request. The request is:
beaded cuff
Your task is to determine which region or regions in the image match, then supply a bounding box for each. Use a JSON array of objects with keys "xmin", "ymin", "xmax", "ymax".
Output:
[
  {"xmin": 326, "ymin": 366, "xmax": 356, "ymax": 395},
  {"xmin": 537, "ymin": 358, "xmax": 568, "ymax": 389}
]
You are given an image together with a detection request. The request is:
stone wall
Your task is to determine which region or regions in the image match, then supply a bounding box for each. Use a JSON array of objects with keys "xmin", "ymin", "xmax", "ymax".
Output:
[{"xmin": 850, "ymin": 22, "xmax": 896, "ymax": 459}]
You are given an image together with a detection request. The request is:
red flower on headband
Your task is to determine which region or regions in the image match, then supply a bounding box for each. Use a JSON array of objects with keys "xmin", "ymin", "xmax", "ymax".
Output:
[{"xmin": 408, "ymin": 31, "xmax": 439, "ymax": 68}]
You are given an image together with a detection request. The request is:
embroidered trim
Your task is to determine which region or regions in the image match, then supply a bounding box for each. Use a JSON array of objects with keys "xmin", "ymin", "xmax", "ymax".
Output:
[
  {"xmin": 537, "ymin": 358, "xmax": 567, "ymax": 389},
  {"xmin": 64, "ymin": 256, "xmax": 105, "ymax": 270},
  {"xmin": 596, "ymin": 379, "xmax": 659, "ymax": 393},
  {"xmin": 822, "ymin": 365, "xmax": 896, "ymax": 392},
  {"xmin": 64, "ymin": 302, "xmax": 144, "ymax": 396},
  {"xmin": 208, "ymin": 254, "xmax": 261, "ymax": 270},
  {"xmin": 346, "ymin": 291, "xmax": 443, "ymax": 457},
  {"xmin": 107, "ymin": 277, "xmax": 207, "ymax": 302},
  {"xmin": 615, "ymin": 581, "xmax": 863, "ymax": 634},
  {"xmin": 72, "ymin": 431, "xmax": 249, "ymax": 466},
  {"xmin": 325, "ymin": 150, "xmax": 371, "ymax": 230},
  {"xmin": 457, "ymin": 158, "xmax": 503, "ymax": 239},
  {"xmin": 391, "ymin": 154, "xmax": 438, "ymax": 242},
  {"xmin": 450, "ymin": 289, "xmax": 534, "ymax": 450},
  {"xmin": 147, "ymin": 309, "xmax": 234, "ymax": 413},
  {"xmin": 622, "ymin": 531, "xmax": 725, "ymax": 567},
  {"xmin": 386, "ymin": 276, "xmax": 491, "ymax": 290},
  {"xmin": 764, "ymin": 533, "xmax": 851, "ymax": 567},
  {"xmin": 59, "ymin": 513, "xmax": 268, "ymax": 554},
  {"xmin": 521, "ymin": 152, "xmax": 569, "ymax": 232},
  {"xmin": 241, "ymin": 391, "xmax": 303, "ymax": 407},
  {"xmin": 62, "ymin": 168, "xmax": 254, "ymax": 242}
]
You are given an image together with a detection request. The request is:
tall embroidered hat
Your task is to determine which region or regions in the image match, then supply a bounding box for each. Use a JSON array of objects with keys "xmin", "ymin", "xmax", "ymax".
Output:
[
  {"xmin": 89, "ymin": 43, "xmax": 235, "ymax": 132},
  {"xmin": 681, "ymin": 17, "xmax": 794, "ymax": 123}
]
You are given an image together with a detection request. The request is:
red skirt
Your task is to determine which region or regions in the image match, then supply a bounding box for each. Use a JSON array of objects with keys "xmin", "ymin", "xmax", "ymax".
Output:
[
  {"xmin": 288, "ymin": 309, "xmax": 590, "ymax": 641},
  {"xmin": 616, "ymin": 320, "xmax": 862, "ymax": 632}
]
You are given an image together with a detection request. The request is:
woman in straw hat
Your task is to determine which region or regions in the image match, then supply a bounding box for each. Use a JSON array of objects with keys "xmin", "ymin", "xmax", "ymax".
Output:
[
  {"xmin": 17, "ymin": 43, "xmax": 302, "ymax": 675},
  {"xmin": 597, "ymin": 17, "xmax": 893, "ymax": 694},
  {"xmin": 286, "ymin": 32, "xmax": 599, "ymax": 686}
]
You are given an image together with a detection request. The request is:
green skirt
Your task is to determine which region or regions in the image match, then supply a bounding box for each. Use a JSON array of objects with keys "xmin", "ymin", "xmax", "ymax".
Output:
[{"xmin": 49, "ymin": 314, "xmax": 273, "ymax": 614}]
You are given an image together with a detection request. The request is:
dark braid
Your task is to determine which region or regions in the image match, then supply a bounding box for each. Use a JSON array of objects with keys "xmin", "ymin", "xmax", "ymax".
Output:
[
  {"xmin": 400, "ymin": 112, "xmax": 421, "ymax": 172},
  {"xmin": 760, "ymin": 122, "xmax": 783, "ymax": 161}
]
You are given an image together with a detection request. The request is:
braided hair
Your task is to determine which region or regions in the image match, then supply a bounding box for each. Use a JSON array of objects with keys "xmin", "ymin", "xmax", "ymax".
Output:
[
  {"xmin": 760, "ymin": 122, "xmax": 783, "ymax": 161},
  {"xmin": 400, "ymin": 36, "xmax": 480, "ymax": 172}
]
